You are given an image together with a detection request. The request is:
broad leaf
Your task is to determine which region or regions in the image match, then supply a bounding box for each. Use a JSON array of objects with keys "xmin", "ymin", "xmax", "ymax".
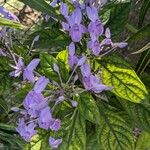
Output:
[
  {"xmin": 56, "ymin": 50, "xmax": 69, "ymax": 71},
  {"xmin": 75, "ymin": 92, "xmax": 101, "ymax": 124},
  {"xmin": 59, "ymin": 110, "xmax": 86, "ymax": 150},
  {"xmin": 120, "ymin": 99, "xmax": 150, "ymax": 132},
  {"xmin": 0, "ymin": 17, "xmax": 25, "ymax": 29},
  {"xmin": 86, "ymin": 132, "xmax": 100, "ymax": 150},
  {"xmin": 136, "ymin": 131, "xmax": 150, "ymax": 150},
  {"xmin": 40, "ymin": 53, "xmax": 69, "ymax": 82},
  {"xmin": 97, "ymin": 55, "xmax": 148, "ymax": 103},
  {"xmin": 97, "ymin": 104, "xmax": 135, "ymax": 150}
]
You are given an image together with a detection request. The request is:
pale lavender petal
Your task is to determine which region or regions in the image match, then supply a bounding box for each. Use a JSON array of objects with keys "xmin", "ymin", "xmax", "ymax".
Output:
[
  {"xmin": 49, "ymin": 137, "xmax": 62, "ymax": 149},
  {"xmin": 86, "ymin": 6, "xmax": 98, "ymax": 22},
  {"xmin": 23, "ymin": 69, "xmax": 35, "ymax": 83},
  {"xmin": 105, "ymin": 28, "xmax": 111, "ymax": 38},
  {"xmin": 69, "ymin": 25, "xmax": 82, "ymax": 42},
  {"xmin": 71, "ymin": 100, "xmax": 78, "ymax": 107},
  {"xmin": 117, "ymin": 42, "xmax": 128, "ymax": 48},
  {"xmin": 50, "ymin": 119, "xmax": 61, "ymax": 131},
  {"xmin": 53, "ymin": 63, "xmax": 59, "ymax": 73},
  {"xmin": 50, "ymin": 0, "xmax": 58, "ymax": 7},
  {"xmin": 101, "ymin": 38, "xmax": 112, "ymax": 46},
  {"xmin": 62, "ymin": 22, "xmax": 69, "ymax": 31},
  {"xmin": 80, "ymin": 24, "xmax": 87, "ymax": 33},
  {"xmin": 45, "ymin": 15, "xmax": 50, "ymax": 22},
  {"xmin": 34, "ymin": 76, "xmax": 49, "ymax": 93},
  {"xmin": 17, "ymin": 57, "xmax": 24, "ymax": 68},
  {"xmin": 72, "ymin": 8, "xmax": 82, "ymax": 24},
  {"xmin": 68, "ymin": 42, "xmax": 75, "ymax": 56},
  {"xmin": 38, "ymin": 107, "xmax": 52, "ymax": 130},
  {"xmin": 60, "ymin": 3, "xmax": 68, "ymax": 18},
  {"xmin": 26, "ymin": 59, "xmax": 40, "ymax": 71},
  {"xmin": 11, "ymin": 107, "xmax": 20, "ymax": 112},
  {"xmin": 77, "ymin": 56, "xmax": 86, "ymax": 66},
  {"xmin": 80, "ymin": 63, "xmax": 91, "ymax": 77}
]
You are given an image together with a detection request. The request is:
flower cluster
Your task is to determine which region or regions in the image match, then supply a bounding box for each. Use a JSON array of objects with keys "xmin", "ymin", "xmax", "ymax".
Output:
[
  {"xmin": 59, "ymin": 0, "xmax": 127, "ymax": 93},
  {"xmin": 8, "ymin": 0, "xmax": 128, "ymax": 149},
  {"xmin": 10, "ymin": 58, "xmax": 63, "ymax": 148}
]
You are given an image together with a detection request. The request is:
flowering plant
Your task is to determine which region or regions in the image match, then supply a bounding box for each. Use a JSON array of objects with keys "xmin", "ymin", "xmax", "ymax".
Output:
[{"xmin": 0, "ymin": 0, "xmax": 150, "ymax": 150}]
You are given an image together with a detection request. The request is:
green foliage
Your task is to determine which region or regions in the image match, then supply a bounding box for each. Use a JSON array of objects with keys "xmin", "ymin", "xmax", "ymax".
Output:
[
  {"xmin": 0, "ymin": 123, "xmax": 24, "ymax": 150},
  {"xmin": 59, "ymin": 110, "xmax": 86, "ymax": 150},
  {"xmin": 106, "ymin": 2, "xmax": 131, "ymax": 38},
  {"xmin": 75, "ymin": 92, "xmax": 101, "ymax": 124},
  {"xmin": 97, "ymin": 55, "xmax": 148, "ymax": 103},
  {"xmin": 127, "ymin": 23, "xmax": 150, "ymax": 42},
  {"xmin": 136, "ymin": 131, "xmax": 150, "ymax": 150},
  {"xmin": 0, "ymin": 17, "xmax": 25, "ymax": 29},
  {"xmin": 40, "ymin": 52, "xmax": 69, "ymax": 82},
  {"xmin": 19, "ymin": 0, "xmax": 63, "ymax": 21},
  {"xmin": 97, "ymin": 104, "xmax": 135, "ymax": 150},
  {"xmin": 138, "ymin": 0, "xmax": 150, "ymax": 27}
]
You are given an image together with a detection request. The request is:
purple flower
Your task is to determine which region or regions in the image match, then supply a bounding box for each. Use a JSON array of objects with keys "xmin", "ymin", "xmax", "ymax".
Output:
[
  {"xmin": 9, "ymin": 57, "xmax": 24, "ymax": 77},
  {"xmin": 63, "ymin": 8, "xmax": 86, "ymax": 42},
  {"xmin": 68, "ymin": 42, "xmax": 78, "ymax": 68},
  {"xmin": 0, "ymin": 6, "xmax": 19, "ymax": 21},
  {"xmin": 88, "ymin": 34, "xmax": 101, "ymax": 56},
  {"xmin": 49, "ymin": 119, "xmax": 61, "ymax": 131},
  {"xmin": 33, "ymin": 76, "xmax": 49, "ymax": 93},
  {"xmin": 60, "ymin": 2, "xmax": 69, "ymax": 18},
  {"xmin": 80, "ymin": 63, "xmax": 110, "ymax": 93},
  {"xmin": 23, "ymin": 91, "xmax": 47, "ymax": 118},
  {"xmin": 86, "ymin": 6, "xmax": 104, "ymax": 37},
  {"xmin": 49, "ymin": 137, "xmax": 62, "ymax": 149},
  {"xmin": 23, "ymin": 59, "xmax": 40, "ymax": 83},
  {"xmin": 101, "ymin": 28, "xmax": 128, "ymax": 48},
  {"xmin": 16, "ymin": 118, "xmax": 37, "ymax": 142},
  {"xmin": 38, "ymin": 107, "xmax": 53, "ymax": 130},
  {"xmin": 50, "ymin": 0, "xmax": 59, "ymax": 7},
  {"xmin": 80, "ymin": 63, "xmax": 91, "ymax": 77},
  {"xmin": 114, "ymin": 42, "xmax": 128, "ymax": 48},
  {"xmin": 101, "ymin": 28, "xmax": 112, "ymax": 46}
]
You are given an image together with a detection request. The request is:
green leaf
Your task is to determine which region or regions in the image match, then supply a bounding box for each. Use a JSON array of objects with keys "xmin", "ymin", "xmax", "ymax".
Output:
[
  {"xmin": 119, "ymin": 99, "xmax": 150, "ymax": 132},
  {"xmin": 0, "ymin": 17, "xmax": 25, "ymax": 29},
  {"xmin": 127, "ymin": 23, "xmax": 150, "ymax": 42},
  {"xmin": 97, "ymin": 55, "xmax": 148, "ymax": 103},
  {"xmin": 86, "ymin": 132, "xmax": 101, "ymax": 150},
  {"xmin": 26, "ymin": 28, "xmax": 70, "ymax": 51},
  {"xmin": 106, "ymin": 2, "xmax": 131, "ymax": 38},
  {"xmin": 56, "ymin": 50, "xmax": 69, "ymax": 71},
  {"xmin": 20, "ymin": 0, "xmax": 63, "ymax": 21},
  {"xmin": 75, "ymin": 92, "xmax": 101, "ymax": 124},
  {"xmin": 136, "ymin": 131, "xmax": 150, "ymax": 150},
  {"xmin": 138, "ymin": 0, "xmax": 150, "ymax": 27},
  {"xmin": 97, "ymin": 104, "xmax": 135, "ymax": 150},
  {"xmin": 60, "ymin": 110, "xmax": 86, "ymax": 150},
  {"xmin": 40, "ymin": 53, "xmax": 69, "ymax": 82}
]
